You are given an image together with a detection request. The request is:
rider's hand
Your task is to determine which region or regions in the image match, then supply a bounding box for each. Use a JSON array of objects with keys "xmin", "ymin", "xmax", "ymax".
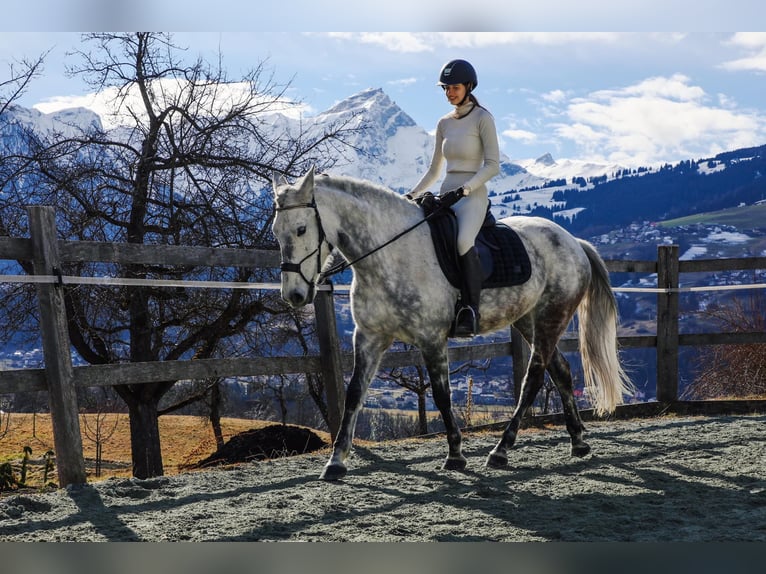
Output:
[
  {"xmin": 439, "ymin": 187, "xmax": 465, "ymax": 208},
  {"xmin": 419, "ymin": 192, "xmax": 437, "ymax": 212}
]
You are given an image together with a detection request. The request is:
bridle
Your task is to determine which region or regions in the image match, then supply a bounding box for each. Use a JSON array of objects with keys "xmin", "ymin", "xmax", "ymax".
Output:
[
  {"xmin": 274, "ymin": 198, "xmax": 329, "ymax": 289},
  {"xmin": 275, "ymin": 187, "xmax": 445, "ymax": 289}
]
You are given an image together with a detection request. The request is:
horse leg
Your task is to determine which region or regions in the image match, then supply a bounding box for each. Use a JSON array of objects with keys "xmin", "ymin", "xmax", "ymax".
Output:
[
  {"xmin": 422, "ymin": 341, "xmax": 467, "ymax": 471},
  {"xmin": 547, "ymin": 348, "xmax": 590, "ymax": 457},
  {"xmin": 320, "ymin": 330, "xmax": 391, "ymax": 481},
  {"xmin": 486, "ymin": 345, "xmax": 548, "ymax": 468}
]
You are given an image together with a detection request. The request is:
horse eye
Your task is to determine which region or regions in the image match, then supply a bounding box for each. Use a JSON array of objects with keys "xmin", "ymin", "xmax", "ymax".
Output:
[{"xmin": 297, "ymin": 225, "xmax": 307, "ymax": 236}]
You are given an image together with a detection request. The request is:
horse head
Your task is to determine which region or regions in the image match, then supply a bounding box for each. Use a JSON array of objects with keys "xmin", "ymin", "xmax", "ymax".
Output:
[{"xmin": 271, "ymin": 167, "xmax": 331, "ymax": 307}]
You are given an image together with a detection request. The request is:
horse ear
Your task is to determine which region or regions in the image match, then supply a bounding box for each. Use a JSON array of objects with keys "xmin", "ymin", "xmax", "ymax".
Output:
[
  {"xmin": 298, "ymin": 166, "xmax": 315, "ymax": 194},
  {"xmin": 271, "ymin": 170, "xmax": 289, "ymax": 190}
]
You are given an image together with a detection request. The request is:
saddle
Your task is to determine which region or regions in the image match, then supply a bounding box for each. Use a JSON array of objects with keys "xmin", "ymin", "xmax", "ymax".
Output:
[{"xmin": 425, "ymin": 205, "xmax": 532, "ymax": 290}]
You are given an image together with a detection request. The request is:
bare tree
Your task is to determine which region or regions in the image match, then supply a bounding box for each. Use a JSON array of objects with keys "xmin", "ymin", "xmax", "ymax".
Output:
[
  {"xmin": 0, "ymin": 33, "xmax": 363, "ymax": 478},
  {"xmin": 378, "ymin": 343, "xmax": 431, "ymax": 435},
  {"xmin": 79, "ymin": 388, "xmax": 123, "ymax": 477},
  {"xmin": 0, "ymin": 52, "xmax": 46, "ymax": 117},
  {"xmin": 0, "ymin": 50, "xmax": 46, "ymax": 205},
  {"xmin": 448, "ymin": 357, "xmax": 495, "ymax": 424},
  {"xmin": 685, "ymin": 292, "xmax": 766, "ymax": 399}
]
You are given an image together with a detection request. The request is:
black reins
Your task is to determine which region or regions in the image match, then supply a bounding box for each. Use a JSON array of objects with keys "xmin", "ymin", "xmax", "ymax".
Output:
[
  {"xmin": 317, "ymin": 209, "xmax": 444, "ymax": 282},
  {"xmin": 275, "ymin": 196, "xmax": 443, "ymax": 286}
]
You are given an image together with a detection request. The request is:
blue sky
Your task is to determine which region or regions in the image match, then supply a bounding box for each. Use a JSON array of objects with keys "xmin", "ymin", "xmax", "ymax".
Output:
[{"xmin": 2, "ymin": 4, "xmax": 766, "ymax": 168}]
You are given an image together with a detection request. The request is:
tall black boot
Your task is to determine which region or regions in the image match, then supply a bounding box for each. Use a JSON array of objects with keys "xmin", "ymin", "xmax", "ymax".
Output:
[{"xmin": 453, "ymin": 246, "xmax": 482, "ymax": 338}]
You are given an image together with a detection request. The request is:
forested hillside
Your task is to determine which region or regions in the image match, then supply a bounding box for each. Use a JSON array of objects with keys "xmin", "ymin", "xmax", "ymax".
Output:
[{"xmin": 531, "ymin": 145, "xmax": 766, "ymax": 235}]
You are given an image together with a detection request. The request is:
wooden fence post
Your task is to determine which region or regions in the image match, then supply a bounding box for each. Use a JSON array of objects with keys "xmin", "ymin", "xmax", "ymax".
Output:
[
  {"xmin": 656, "ymin": 244, "xmax": 680, "ymax": 403},
  {"xmin": 27, "ymin": 206, "xmax": 86, "ymax": 487},
  {"xmin": 313, "ymin": 284, "xmax": 344, "ymax": 441}
]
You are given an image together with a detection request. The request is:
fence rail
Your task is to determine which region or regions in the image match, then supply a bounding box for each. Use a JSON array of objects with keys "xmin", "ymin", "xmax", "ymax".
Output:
[{"xmin": 1, "ymin": 206, "xmax": 765, "ymax": 486}]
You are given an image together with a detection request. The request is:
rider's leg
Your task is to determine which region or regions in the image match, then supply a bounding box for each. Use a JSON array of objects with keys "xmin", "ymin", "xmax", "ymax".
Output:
[
  {"xmin": 452, "ymin": 189, "xmax": 488, "ymax": 337},
  {"xmin": 454, "ymin": 246, "xmax": 482, "ymax": 337}
]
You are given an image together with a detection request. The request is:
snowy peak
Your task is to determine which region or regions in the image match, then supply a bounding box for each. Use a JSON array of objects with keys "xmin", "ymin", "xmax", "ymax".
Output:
[
  {"xmin": 314, "ymin": 88, "xmax": 431, "ymax": 190},
  {"xmin": 517, "ymin": 155, "xmax": 623, "ymax": 182},
  {"xmin": 319, "ymin": 87, "xmax": 417, "ymax": 136},
  {"xmin": 535, "ymin": 152, "xmax": 556, "ymax": 166},
  {"xmin": 12, "ymin": 104, "xmax": 103, "ymax": 135}
]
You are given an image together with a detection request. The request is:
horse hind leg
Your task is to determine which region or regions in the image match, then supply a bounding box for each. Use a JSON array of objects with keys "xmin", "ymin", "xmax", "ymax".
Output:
[
  {"xmin": 547, "ymin": 348, "xmax": 590, "ymax": 457},
  {"xmin": 486, "ymin": 315, "xmax": 583, "ymax": 467},
  {"xmin": 487, "ymin": 340, "xmax": 548, "ymax": 468},
  {"xmin": 486, "ymin": 315, "xmax": 550, "ymax": 468}
]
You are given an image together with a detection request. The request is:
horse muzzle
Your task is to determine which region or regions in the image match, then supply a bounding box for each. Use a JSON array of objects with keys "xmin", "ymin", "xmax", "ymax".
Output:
[{"xmin": 282, "ymin": 281, "xmax": 315, "ymax": 308}]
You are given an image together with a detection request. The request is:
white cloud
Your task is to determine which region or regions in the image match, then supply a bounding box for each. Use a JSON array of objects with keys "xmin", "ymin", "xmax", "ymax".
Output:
[
  {"xmin": 541, "ymin": 89, "xmax": 567, "ymax": 104},
  {"xmin": 320, "ymin": 32, "xmax": 620, "ymax": 54},
  {"xmin": 387, "ymin": 77, "xmax": 419, "ymax": 88},
  {"xmin": 551, "ymin": 75, "xmax": 766, "ymax": 167},
  {"xmin": 720, "ymin": 32, "xmax": 766, "ymax": 72},
  {"xmin": 607, "ymin": 74, "xmax": 706, "ymax": 101},
  {"xmin": 33, "ymin": 79, "xmax": 310, "ymax": 130},
  {"xmin": 325, "ymin": 33, "xmax": 434, "ymax": 54},
  {"xmin": 502, "ymin": 128, "xmax": 537, "ymax": 143}
]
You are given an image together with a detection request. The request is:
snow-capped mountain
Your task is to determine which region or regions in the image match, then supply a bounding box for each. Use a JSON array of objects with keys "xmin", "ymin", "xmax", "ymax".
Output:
[
  {"xmin": 2, "ymin": 103, "xmax": 103, "ymax": 137},
  {"xmin": 515, "ymin": 152, "xmax": 624, "ymax": 182},
  {"xmin": 307, "ymin": 88, "xmax": 434, "ymax": 191},
  {"xmin": 3, "ymin": 88, "xmax": 616, "ymax": 218},
  {"xmin": 9, "ymin": 86, "xmax": 762, "ymax": 234},
  {"xmin": 298, "ymin": 88, "xmax": 619, "ymax": 219},
  {"xmin": 309, "ymin": 88, "xmax": 569, "ymax": 194}
]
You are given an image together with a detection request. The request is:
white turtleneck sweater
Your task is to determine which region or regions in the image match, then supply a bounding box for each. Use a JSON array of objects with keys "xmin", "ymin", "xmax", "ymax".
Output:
[{"xmin": 410, "ymin": 100, "xmax": 500, "ymax": 197}]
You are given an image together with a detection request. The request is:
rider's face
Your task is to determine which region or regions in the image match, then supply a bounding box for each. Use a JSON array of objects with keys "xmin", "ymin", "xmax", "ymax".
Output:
[{"xmin": 442, "ymin": 83, "xmax": 467, "ymax": 105}]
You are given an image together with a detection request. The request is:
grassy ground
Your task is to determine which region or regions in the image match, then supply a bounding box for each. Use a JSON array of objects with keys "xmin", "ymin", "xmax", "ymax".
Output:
[
  {"xmin": 658, "ymin": 202, "xmax": 766, "ymax": 228},
  {"xmin": 0, "ymin": 413, "xmax": 329, "ymax": 489}
]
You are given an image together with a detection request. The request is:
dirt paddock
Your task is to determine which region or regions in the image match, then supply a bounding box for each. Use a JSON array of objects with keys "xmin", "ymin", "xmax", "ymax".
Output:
[{"xmin": 1, "ymin": 413, "xmax": 764, "ymax": 542}]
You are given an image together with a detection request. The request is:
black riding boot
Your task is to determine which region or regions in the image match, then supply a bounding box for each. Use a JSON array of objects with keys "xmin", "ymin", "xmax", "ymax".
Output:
[{"xmin": 454, "ymin": 246, "xmax": 482, "ymax": 338}]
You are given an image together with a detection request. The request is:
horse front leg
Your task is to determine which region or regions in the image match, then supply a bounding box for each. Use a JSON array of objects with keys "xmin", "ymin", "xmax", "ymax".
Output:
[
  {"xmin": 422, "ymin": 342, "xmax": 467, "ymax": 471},
  {"xmin": 320, "ymin": 330, "xmax": 391, "ymax": 481}
]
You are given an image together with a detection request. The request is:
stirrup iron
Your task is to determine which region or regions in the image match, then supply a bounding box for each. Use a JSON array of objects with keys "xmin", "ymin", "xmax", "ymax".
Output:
[{"xmin": 453, "ymin": 305, "xmax": 478, "ymax": 337}]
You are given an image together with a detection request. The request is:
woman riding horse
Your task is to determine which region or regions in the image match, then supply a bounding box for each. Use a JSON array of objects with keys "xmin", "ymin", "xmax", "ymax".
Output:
[{"xmin": 406, "ymin": 59, "xmax": 500, "ymax": 338}]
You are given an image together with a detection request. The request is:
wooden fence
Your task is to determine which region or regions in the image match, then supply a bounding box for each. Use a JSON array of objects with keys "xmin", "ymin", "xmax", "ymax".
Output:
[{"xmin": 1, "ymin": 205, "xmax": 765, "ymax": 486}]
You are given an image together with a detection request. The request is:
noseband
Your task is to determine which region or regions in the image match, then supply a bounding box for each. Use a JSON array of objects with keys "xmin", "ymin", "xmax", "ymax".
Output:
[{"xmin": 274, "ymin": 199, "xmax": 328, "ymax": 288}]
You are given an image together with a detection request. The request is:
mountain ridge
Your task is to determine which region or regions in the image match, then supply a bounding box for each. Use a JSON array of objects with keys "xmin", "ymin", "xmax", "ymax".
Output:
[{"xmin": 5, "ymin": 87, "xmax": 766, "ymax": 236}]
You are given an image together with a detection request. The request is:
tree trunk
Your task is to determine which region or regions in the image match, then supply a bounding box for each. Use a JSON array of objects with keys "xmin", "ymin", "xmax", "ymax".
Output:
[
  {"xmin": 210, "ymin": 382, "xmax": 224, "ymax": 450},
  {"xmin": 127, "ymin": 398, "xmax": 164, "ymax": 478}
]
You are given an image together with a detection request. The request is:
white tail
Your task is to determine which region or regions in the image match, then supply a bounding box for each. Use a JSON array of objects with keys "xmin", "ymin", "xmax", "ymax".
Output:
[{"xmin": 577, "ymin": 240, "xmax": 635, "ymax": 415}]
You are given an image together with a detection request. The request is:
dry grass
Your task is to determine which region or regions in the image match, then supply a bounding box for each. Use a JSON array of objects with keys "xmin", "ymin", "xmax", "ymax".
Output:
[{"xmin": 0, "ymin": 413, "xmax": 331, "ymax": 489}]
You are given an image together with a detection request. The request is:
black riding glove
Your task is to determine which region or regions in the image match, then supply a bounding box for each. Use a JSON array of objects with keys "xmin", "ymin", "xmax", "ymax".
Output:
[
  {"xmin": 417, "ymin": 191, "xmax": 438, "ymax": 215},
  {"xmin": 439, "ymin": 187, "xmax": 465, "ymax": 208}
]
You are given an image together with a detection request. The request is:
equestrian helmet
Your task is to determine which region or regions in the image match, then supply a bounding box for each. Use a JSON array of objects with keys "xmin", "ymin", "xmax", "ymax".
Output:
[{"xmin": 438, "ymin": 59, "xmax": 478, "ymax": 90}]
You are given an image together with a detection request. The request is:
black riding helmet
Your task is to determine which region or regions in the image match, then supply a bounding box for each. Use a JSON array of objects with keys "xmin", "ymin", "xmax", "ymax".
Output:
[{"xmin": 437, "ymin": 59, "xmax": 478, "ymax": 90}]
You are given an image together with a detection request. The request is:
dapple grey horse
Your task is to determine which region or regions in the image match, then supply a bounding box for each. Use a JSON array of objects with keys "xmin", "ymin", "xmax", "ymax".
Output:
[{"xmin": 272, "ymin": 167, "xmax": 633, "ymax": 480}]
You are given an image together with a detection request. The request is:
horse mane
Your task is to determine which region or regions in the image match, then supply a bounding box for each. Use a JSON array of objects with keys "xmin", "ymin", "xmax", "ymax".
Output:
[{"xmin": 316, "ymin": 173, "xmax": 412, "ymax": 214}]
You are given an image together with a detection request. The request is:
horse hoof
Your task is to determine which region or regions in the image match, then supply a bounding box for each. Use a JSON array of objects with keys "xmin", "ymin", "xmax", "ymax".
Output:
[
  {"xmin": 319, "ymin": 463, "xmax": 347, "ymax": 481},
  {"xmin": 571, "ymin": 443, "xmax": 591, "ymax": 458},
  {"xmin": 443, "ymin": 456, "xmax": 467, "ymax": 471},
  {"xmin": 486, "ymin": 452, "xmax": 508, "ymax": 468}
]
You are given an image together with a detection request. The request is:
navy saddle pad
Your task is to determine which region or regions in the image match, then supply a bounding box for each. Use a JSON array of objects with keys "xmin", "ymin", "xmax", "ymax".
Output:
[{"xmin": 426, "ymin": 208, "xmax": 532, "ymax": 290}]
